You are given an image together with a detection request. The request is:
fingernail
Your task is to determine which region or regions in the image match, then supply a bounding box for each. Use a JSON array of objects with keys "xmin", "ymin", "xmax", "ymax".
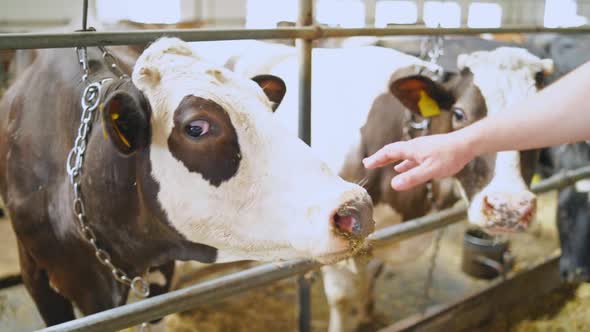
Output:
[{"xmin": 362, "ymin": 158, "xmax": 370, "ymax": 166}]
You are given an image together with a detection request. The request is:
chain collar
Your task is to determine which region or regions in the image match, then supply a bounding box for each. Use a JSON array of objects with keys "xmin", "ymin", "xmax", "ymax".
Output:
[
  {"xmin": 66, "ymin": 39, "xmax": 150, "ymax": 300},
  {"xmin": 419, "ymin": 32, "xmax": 445, "ymax": 80},
  {"xmin": 408, "ymin": 35, "xmax": 444, "ymax": 133}
]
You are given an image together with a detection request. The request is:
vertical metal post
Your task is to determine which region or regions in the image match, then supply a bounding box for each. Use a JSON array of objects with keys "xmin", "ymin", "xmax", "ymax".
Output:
[
  {"xmin": 82, "ymin": 0, "xmax": 89, "ymax": 31},
  {"xmin": 297, "ymin": 0, "xmax": 313, "ymax": 146},
  {"xmin": 297, "ymin": 1, "xmax": 313, "ymax": 332},
  {"xmin": 459, "ymin": 0, "xmax": 469, "ymax": 27},
  {"xmin": 416, "ymin": 0, "xmax": 425, "ymax": 25},
  {"xmin": 365, "ymin": 0, "xmax": 377, "ymax": 27},
  {"xmin": 297, "ymin": 275, "xmax": 312, "ymax": 332}
]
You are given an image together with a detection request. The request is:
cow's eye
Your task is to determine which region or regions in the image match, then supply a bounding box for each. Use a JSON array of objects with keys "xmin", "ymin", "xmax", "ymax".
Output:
[
  {"xmin": 185, "ymin": 120, "xmax": 210, "ymax": 138},
  {"xmin": 452, "ymin": 107, "xmax": 467, "ymax": 122}
]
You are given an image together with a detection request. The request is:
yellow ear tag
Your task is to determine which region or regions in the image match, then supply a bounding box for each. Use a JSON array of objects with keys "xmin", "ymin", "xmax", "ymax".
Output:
[
  {"xmin": 110, "ymin": 112, "xmax": 131, "ymax": 148},
  {"xmin": 99, "ymin": 103, "xmax": 109, "ymax": 140},
  {"xmin": 531, "ymin": 173, "xmax": 542, "ymax": 184},
  {"xmin": 418, "ymin": 90, "xmax": 441, "ymax": 118}
]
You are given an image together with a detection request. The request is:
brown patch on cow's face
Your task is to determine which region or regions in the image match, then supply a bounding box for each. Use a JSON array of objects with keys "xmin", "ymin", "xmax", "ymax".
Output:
[
  {"xmin": 447, "ymin": 71, "xmax": 487, "ymax": 131},
  {"xmin": 456, "ymin": 154, "xmax": 496, "ymax": 199},
  {"xmin": 168, "ymin": 95, "xmax": 241, "ymax": 187}
]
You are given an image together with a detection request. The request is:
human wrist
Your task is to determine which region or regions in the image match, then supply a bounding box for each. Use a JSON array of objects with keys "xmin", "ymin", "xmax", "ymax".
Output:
[{"xmin": 454, "ymin": 125, "xmax": 483, "ymax": 160}]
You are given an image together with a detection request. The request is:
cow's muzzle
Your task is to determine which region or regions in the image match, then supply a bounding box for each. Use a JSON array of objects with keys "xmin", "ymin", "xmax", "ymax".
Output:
[
  {"xmin": 482, "ymin": 191, "xmax": 537, "ymax": 232},
  {"xmin": 331, "ymin": 194, "xmax": 374, "ymax": 240}
]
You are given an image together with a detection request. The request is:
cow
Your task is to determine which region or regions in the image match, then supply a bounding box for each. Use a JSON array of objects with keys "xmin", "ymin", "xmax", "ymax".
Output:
[
  {"xmin": 538, "ymin": 141, "xmax": 590, "ymax": 283},
  {"xmin": 193, "ymin": 40, "xmax": 554, "ymax": 331},
  {"xmin": 0, "ymin": 37, "xmax": 375, "ymax": 327}
]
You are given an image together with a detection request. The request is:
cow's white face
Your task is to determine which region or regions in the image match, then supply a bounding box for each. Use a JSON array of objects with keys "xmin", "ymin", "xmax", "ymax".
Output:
[
  {"xmin": 456, "ymin": 47, "xmax": 554, "ymax": 232},
  {"xmin": 388, "ymin": 47, "xmax": 552, "ymax": 233},
  {"xmin": 130, "ymin": 38, "xmax": 373, "ymax": 263}
]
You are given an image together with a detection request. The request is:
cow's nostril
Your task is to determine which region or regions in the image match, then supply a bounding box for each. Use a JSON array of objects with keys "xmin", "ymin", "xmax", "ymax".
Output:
[
  {"xmin": 332, "ymin": 212, "xmax": 360, "ymax": 236},
  {"xmin": 483, "ymin": 195, "xmax": 496, "ymax": 213}
]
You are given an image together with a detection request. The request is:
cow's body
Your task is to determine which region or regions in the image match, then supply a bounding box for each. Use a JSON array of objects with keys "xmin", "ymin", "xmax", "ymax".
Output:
[
  {"xmin": 0, "ymin": 46, "xmax": 170, "ymax": 323},
  {"xmin": 0, "ymin": 38, "xmax": 374, "ymax": 327},
  {"xmin": 541, "ymin": 143, "xmax": 590, "ymax": 283},
  {"xmin": 196, "ymin": 40, "xmax": 553, "ymax": 331}
]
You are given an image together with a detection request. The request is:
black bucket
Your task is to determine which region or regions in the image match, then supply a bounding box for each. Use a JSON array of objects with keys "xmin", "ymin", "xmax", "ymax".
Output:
[{"xmin": 461, "ymin": 228, "xmax": 513, "ymax": 280}]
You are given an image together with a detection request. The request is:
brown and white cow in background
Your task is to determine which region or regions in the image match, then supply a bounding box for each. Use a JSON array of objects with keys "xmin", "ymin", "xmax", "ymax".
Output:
[
  {"xmin": 0, "ymin": 37, "xmax": 375, "ymax": 327},
  {"xmin": 194, "ymin": 41, "xmax": 553, "ymax": 331}
]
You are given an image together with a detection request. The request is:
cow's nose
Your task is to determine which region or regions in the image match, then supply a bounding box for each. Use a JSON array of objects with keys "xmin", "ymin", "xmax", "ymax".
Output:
[
  {"xmin": 483, "ymin": 192, "xmax": 536, "ymax": 230},
  {"xmin": 332, "ymin": 195, "xmax": 374, "ymax": 238}
]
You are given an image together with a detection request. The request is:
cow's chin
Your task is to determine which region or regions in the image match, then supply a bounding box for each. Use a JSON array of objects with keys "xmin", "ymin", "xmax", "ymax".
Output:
[
  {"xmin": 467, "ymin": 209, "xmax": 535, "ymax": 234},
  {"xmin": 312, "ymin": 238, "xmax": 370, "ymax": 265},
  {"xmin": 213, "ymin": 238, "xmax": 368, "ymax": 265}
]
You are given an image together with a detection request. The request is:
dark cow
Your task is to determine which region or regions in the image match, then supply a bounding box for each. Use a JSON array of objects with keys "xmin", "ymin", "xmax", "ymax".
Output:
[
  {"xmin": 539, "ymin": 142, "xmax": 590, "ymax": 283},
  {"xmin": 0, "ymin": 37, "xmax": 374, "ymax": 327},
  {"xmin": 530, "ymin": 33, "xmax": 590, "ymax": 283}
]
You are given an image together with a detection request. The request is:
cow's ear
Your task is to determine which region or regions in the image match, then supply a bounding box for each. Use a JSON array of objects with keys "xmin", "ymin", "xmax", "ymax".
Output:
[
  {"xmin": 252, "ymin": 74, "xmax": 287, "ymax": 112},
  {"xmin": 101, "ymin": 90, "xmax": 150, "ymax": 155},
  {"xmin": 390, "ymin": 75, "xmax": 455, "ymax": 117}
]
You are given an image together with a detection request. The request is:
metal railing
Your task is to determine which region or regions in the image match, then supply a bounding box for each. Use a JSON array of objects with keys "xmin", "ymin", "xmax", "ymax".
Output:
[
  {"xmin": 36, "ymin": 165, "xmax": 590, "ymax": 332},
  {"xmin": 1, "ymin": 3, "xmax": 589, "ymax": 331},
  {"xmin": 3, "ymin": 25, "xmax": 590, "ymax": 50}
]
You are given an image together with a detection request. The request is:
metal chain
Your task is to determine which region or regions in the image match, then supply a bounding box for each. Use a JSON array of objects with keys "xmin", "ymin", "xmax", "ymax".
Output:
[
  {"xmin": 66, "ymin": 36, "xmax": 150, "ymax": 300},
  {"xmin": 422, "ymin": 224, "xmax": 445, "ymax": 315},
  {"xmin": 419, "ymin": 27, "xmax": 445, "ymax": 79},
  {"xmin": 411, "ymin": 29, "xmax": 445, "ymax": 133},
  {"xmin": 99, "ymin": 45, "xmax": 129, "ymax": 80},
  {"xmin": 420, "ymin": 32, "xmax": 444, "ymax": 64}
]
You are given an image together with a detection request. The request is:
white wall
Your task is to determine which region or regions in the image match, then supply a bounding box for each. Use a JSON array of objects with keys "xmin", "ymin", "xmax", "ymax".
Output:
[
  {"xmin": 0, "ymin": 0, "xmax": 79, "ymax": 21},
  {"xmin": 2, "ymin": 0, "xmax": 588, "ymax": 32},
  {"xmin": 0, "ymin": 0, "xmax": 79, "ymax": 31},
  {"xmin": 201, "ymin": 0, "xmax": 247, "ymax": 26}
]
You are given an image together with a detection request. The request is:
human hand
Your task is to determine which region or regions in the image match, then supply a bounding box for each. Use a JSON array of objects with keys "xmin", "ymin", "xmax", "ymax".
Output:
[{"xmin": 362, "ymin": 132, "xmax": 476, "ymax": 191}]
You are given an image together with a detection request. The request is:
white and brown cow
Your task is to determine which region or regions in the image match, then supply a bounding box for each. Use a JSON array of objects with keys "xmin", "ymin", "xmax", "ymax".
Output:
[
  {"xmin": 195, "ymin": 41, "xmax": 553, "ymax": 331},
  {"xmin": 0, "ymin": 37, "xmax": 374, "ymax": 327}
]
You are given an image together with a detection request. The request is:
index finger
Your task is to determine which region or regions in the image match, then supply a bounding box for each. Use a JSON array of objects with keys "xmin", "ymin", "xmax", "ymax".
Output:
[{"xmin": 363, "ymin": 142, "xmax": 411, "ymax": 169}]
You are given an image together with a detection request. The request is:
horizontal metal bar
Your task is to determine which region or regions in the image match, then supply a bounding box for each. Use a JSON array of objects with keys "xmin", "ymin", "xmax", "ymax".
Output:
[
  {"xmin": 39, "ymin": 165, "xmax": 590, "ymax": 332},
  {"xmin": 41, "ymin": 259, "xmax": 320, "ymax": 332},
  {"xmin": 0, "ymin": 27, "xmax": 317, "ymax": 50},
  {"xmin": 530, "ymin": 165, "xmax": 590, "ymax": 194},
  {"xmin": 319, "ymin": 25, "xmax": 590, "ymax": 38},
  {"xmin": 3, "ymin": 25, "xmax": 590, "ymax": 50}
]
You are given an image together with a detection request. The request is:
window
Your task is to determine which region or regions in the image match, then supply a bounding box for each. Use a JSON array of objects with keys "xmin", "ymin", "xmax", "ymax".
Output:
[
  {"xmin": 96, "ymin": 0, "xmax": 182, "ymax": 24},
  {"xmin": 544, "ymin": 0, "xmax": 587, "ymax": 28},
  {"xmin": 423, "ymin": 1, "xmax": 460, "ymax": 28},
  {"xmin": 316, "ymin": 0, "xmax": 365, "ymax": 27},
  {"xmin": 375, "ymin": 0, "xmax": 418, "ymax": 26},
  {"xmin": 467, "ymin": 3, "xmax": 502, "ymax": 28},
  {"xmin": 246, "ymin": 0, "xmax": 298, "ymax": 28}
]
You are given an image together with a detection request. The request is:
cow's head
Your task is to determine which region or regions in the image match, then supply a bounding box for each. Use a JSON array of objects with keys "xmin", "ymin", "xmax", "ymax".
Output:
[
  {"xmin": 389, "ymin": 47, "xmax": 553, "ymax": 232},
  {"xmin": 101, "ymin": 38, "xmax": 373, "ymax": 264}
]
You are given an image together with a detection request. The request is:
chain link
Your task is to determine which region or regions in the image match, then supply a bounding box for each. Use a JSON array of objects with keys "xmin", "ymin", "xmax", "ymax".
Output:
[
  {"xmin": 67, "ymin": 38, "xmax": 150, "ymax": 303},
  {"xmin": 419, "ymin": 29, "xmax": 445, "ymax": 80},
  {"xmin": 420, "ymin": 33, "xmax": 444, "ymax": 65},
  {"xmin": 100, "ymin": 45, "xmax": 129, "ymax": 80}
]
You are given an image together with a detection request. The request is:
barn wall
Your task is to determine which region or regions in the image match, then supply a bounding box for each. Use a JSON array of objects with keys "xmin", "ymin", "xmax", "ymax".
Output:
[{"xmin": 0, "ymin": 0, "xmax": 589, "ymax": 31}]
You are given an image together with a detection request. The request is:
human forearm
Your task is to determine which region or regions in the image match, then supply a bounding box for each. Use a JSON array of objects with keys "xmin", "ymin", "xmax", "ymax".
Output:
[{"xmin": 459, "ymin": 60, "xmax": 590, "ymax": 155}]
